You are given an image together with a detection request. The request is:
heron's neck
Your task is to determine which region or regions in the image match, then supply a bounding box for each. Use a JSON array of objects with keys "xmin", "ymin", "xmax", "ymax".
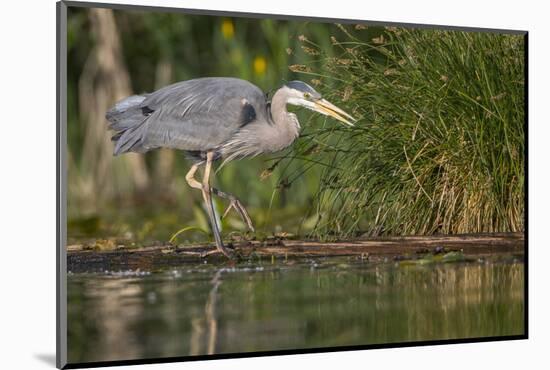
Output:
[{"xmin": 270, "ymin": 88, "xmax": 301, "ymax": 141}]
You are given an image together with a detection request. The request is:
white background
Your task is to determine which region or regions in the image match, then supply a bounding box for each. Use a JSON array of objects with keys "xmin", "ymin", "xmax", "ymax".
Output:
[{"xmin": 0, "ymin": 0, "xmax": 547, "ymax": 369}]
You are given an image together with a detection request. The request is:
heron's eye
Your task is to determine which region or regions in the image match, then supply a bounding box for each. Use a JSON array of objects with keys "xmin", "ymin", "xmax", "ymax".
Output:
[{"xmin": 303, "ymin": 92, "xmax": 311, "ymax": 99}]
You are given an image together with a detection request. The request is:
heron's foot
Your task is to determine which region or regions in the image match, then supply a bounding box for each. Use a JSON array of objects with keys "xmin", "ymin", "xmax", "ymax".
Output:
[
  {"xmin": 211, "ymin": 188, "xmax": 255, "ymax": 232},
  {"xmin": 202, "ymin": 242, "xmax": 235, "ymax": 258},
  {"xmin": 213, "ymin": 239, "xmax": 234, "ymax": 259},
  {"xmin": 202, "ymin": 248, "xmax": 227, "ymax": 258},
  {"xmin": 221, "ymin": 198, "xmax": 255, "ymax": 232}
]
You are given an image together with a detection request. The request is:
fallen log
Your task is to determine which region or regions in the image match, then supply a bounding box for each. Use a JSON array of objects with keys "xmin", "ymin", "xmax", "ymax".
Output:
[{"xmin": 67, "ymin": 233, "xmax": 525, "ymax": 273}]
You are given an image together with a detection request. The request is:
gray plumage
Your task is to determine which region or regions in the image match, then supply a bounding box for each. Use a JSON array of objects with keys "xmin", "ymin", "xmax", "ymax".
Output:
[{"xmin": 106, "ymin": 77, "xmax": 303, "ymax": 163}]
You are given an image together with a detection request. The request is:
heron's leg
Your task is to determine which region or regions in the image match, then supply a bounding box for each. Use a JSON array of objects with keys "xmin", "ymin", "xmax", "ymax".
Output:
[
  {"xmin": 201, "ymin": 152, "xmax": 233, "ymax": 258},
  {"xmin": 211, "ymin": 188, "xmax": 255, "ymax": 232},
  {"xmin": 184, "ymin": 162, "xmax": 203, "ymax": 190},
  {"xmin": 186, "ymin": 160, "xmax": 252, "ymax": 232}
]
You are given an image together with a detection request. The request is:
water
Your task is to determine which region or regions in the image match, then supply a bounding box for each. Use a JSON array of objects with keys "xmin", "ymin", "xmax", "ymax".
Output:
[{"xmin": 67, "ymin": 258, "xmax": 524, "ymax": 363}]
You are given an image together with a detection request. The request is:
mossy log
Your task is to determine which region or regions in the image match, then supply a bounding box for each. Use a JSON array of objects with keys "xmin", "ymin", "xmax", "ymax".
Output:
[{"xmin": 67, "ymin": 233, "xmax": 524, "ymax": 272}]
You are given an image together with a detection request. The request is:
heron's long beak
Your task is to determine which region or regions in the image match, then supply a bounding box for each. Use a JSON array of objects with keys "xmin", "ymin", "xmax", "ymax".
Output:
[{"xmin": 314, "ymin": 99, "xmax": 356, "ymax": 127}]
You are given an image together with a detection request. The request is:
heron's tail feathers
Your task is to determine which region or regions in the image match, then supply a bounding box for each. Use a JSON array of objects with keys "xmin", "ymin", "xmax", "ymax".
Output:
[{"xmin": 106, "ymin": 95, "xmax": 148, "ymax": 155}]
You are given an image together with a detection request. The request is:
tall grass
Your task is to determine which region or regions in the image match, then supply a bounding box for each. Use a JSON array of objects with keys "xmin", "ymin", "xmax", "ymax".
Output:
[{"xmin": 289, "ymin": 27, "xmax": 525, "ymax": 238}]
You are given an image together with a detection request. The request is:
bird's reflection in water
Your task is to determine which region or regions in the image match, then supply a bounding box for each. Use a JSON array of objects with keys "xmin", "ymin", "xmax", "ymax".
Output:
[{"xmin": 189, "ymin": 269, "xmax": 222, "ymax": 355}]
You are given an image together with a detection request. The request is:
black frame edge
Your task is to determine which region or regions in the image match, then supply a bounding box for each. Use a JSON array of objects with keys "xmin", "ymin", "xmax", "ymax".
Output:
[
  {"xmin": 63, "ymin": 335, "xmax": 527, "ymax": 369},
  {"xmin": 57, "ymin": 1, "xmax": 68, "ymax": 368},
  {"xmin": 523, "ymin": 32, "xmax": 529, "ymax": 339}
]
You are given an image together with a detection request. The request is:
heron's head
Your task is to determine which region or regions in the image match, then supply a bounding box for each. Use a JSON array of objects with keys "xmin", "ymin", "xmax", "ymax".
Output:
[{"xmin": 283, "ymin": 81, "xmax": 356, "ymax": 126}]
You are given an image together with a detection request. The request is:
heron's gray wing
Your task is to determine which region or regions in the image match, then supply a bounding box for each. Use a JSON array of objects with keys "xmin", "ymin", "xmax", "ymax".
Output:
[{"xmin": 138, "ymin": 77, "xmax": 268, "ymax": 152}]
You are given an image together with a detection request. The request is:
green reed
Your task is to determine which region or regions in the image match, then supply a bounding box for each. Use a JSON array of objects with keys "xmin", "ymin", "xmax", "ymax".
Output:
[{"xmin": 289, "ymin": 26, "xmax": 525, "ymax": 238}]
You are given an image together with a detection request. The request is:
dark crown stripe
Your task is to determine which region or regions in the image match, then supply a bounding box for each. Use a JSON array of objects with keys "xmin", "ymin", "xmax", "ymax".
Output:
[{"xmin": 285, "ymin": 80, "xmax": 317, "ymax": 94}]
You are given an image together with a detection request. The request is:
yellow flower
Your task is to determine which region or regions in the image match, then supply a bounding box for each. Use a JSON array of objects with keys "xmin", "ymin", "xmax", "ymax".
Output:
[
  {"xmin": 221, "ymin": 19, "xmax": 234, "ymax": 39},
  {"xmin": 253, "ymin": 56, "xmax": 267, "ymax": 75}
]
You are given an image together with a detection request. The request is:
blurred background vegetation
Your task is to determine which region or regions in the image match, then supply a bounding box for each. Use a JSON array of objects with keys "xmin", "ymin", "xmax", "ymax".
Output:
[{"xmin": 67, "ymin": 7, "xmax": 524, "ymax": 245}]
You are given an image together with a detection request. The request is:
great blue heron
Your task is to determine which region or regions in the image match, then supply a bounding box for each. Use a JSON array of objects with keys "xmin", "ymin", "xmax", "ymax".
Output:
[{"xmin": 106, "ymin": 77, "xmax": 355, "ymax": 257}]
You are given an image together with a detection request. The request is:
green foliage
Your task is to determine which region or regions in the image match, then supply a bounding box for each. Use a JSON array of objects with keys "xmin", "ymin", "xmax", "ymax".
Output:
[{"xmin": 289, "ymin": 26, "xmax": 525, "ymax": 237}]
